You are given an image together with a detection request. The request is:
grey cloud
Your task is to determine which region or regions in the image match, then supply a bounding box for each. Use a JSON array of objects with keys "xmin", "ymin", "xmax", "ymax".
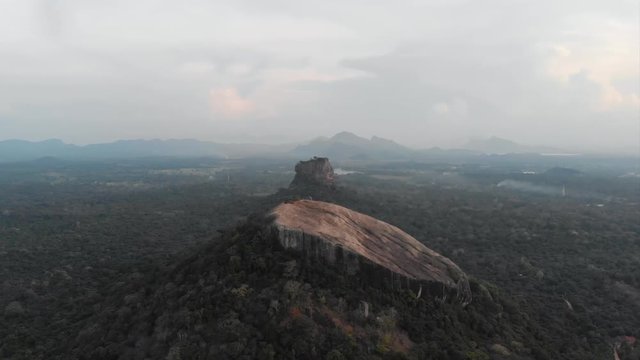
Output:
[{"xmin": 0, "ymin": 0, "xmax": 637, "ymax": 151}]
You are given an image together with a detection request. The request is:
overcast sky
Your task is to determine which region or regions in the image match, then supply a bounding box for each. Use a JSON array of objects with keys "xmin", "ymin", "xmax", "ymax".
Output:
[{"xmin": 0, "ymin": 0, "xmax": 638, "ymax": 151}]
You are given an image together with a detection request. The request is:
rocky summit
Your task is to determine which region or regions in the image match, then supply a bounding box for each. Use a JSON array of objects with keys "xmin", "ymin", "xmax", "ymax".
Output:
[
  {"xmin": 270, "ymin": 199, "xmax": 472, "ymax": 305},
  {"xmin": 290, "ymin": 156, "xmax": 335, "ymax": 187}
]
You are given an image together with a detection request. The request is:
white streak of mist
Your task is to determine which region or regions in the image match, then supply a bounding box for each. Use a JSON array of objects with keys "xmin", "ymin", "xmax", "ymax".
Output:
[{"xmin": 497, "ymin": 179, "xmax": 562, "ymax": 196}]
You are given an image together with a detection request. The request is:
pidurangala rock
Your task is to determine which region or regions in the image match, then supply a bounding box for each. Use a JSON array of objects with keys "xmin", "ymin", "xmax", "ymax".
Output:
[
  {"xmin": 270, "ymin": 199, "xmax": 472, "ymax": 305},
  {"xmin": 290, "ymin": 157, "xmax": 335, "ymax": 188}
]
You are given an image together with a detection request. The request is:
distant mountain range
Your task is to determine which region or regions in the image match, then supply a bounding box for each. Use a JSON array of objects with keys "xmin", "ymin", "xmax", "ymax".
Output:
[
  {"xmin": 292, "ymin": 131, "xmax": 413, "ymax": 160},
  {"xmin": 0, "ymin": 139, "xmax": 295, "ymax": 163},
  {"xmin": 463, "ymin": 136, "xmax": 562, "ymax": 154},
  {"xmin": 0, "ymin": 133, "xmax": 574, "ymax": 163}
]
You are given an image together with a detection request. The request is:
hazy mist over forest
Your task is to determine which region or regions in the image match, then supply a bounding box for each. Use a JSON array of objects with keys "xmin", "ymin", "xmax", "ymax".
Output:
[{"xmin": 0, "ymin": 0, "xmax": 638, "ymax": 152}]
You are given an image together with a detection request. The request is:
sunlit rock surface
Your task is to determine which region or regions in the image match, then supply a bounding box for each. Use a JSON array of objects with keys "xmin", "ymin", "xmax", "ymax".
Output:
[{"xmin": 270, "ymin": 200, "xmax": 472, "ymax": 305}]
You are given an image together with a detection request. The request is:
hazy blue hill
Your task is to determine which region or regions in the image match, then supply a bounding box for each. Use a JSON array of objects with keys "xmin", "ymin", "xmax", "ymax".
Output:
[
  {"xmin": 292, "ymin": 131, "xmax": 413, "ymax": 160},
  {"xmin": 0, "ymin": 139, "xmax": 78, "ymax": 162},
  {"xmin": 0, "ymin": 138, "xmax": 297, "ymax": 162},
  {"xmin": 464, "ymin": 136, "xmax": 561, "ymax": 154},
  {"xmin": 330, "ymin": 131, "xmax": 371, "ymax": 146},
  {"xmin": 0, "ymin": 139, "xmax": 226, "ymax": 162},
  {"xmin": 0, "ymin": 133, "xmax": 581, "ymax": 163},
  {"xmin": 81, "ymin": 139, "xmax": 225, "ymax": 158}
]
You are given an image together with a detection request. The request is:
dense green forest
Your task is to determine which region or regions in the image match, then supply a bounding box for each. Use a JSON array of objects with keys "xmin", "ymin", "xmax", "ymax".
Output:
[{"xmin": 0, "ymin": 157, "xmax": 638, "ymax": 359}]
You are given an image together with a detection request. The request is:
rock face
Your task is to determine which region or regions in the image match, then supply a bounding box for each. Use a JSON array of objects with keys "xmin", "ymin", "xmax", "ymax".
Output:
[
  {"xmin": 270, "ymin": 200, "xmax": 472, "ymax": 305},
  {"xmin": 290, "ymin": 157, "xmax": 335, "ymax": 187}
]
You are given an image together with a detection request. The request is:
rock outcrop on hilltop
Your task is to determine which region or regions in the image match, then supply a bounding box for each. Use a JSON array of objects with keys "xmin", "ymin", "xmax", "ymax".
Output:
[
  {"xmin": 290, "ymin": 157, "xmax": 335, "ymax": 188},
  {"xmin": 270, "ymin": 199, "xmax": 472, "ymax": 305}
]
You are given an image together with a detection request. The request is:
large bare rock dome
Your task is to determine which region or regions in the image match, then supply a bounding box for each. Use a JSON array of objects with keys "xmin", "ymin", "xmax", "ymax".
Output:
[{"xmin": 270, "ymin": 200, "xmax": 471, "ymax": 304}]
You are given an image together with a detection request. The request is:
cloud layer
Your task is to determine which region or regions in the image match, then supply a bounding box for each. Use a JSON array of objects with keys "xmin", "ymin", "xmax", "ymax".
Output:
[{"xmin": 0, "ymin": 0, "xmax": 637, "ymax": 151}]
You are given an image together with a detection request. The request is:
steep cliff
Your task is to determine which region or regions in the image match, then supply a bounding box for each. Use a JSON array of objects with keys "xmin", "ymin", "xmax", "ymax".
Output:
[
  {"xmin": 270, "ymin": 200, "xmax": 472, "ymax": 305},
  {"xmin": 290, "ymin": 157, "xmax": 335, "ymax": 188}
]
